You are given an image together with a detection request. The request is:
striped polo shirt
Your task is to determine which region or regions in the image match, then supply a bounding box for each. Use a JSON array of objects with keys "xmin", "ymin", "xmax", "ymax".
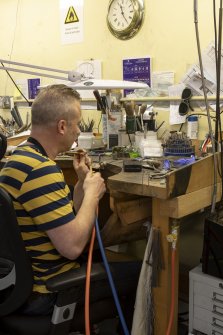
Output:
[{"xmin": 0, "ymin": 145, "xmax": 79, "ymax": 293}]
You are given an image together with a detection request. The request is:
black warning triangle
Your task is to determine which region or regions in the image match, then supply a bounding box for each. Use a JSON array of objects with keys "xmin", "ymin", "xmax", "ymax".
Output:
[{"xmin": 65, "ymin": 6, "xmax": 79, "ymax": 24}]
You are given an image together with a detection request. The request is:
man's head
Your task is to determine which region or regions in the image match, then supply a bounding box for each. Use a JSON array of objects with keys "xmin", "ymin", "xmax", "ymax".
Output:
[
  {"xmin": 31, "ymin": 84, "xmax": 81, "ymax": 153},
  {"xmin": 32, "ymin": 84, "xmax": 81, "ymax": 126}
]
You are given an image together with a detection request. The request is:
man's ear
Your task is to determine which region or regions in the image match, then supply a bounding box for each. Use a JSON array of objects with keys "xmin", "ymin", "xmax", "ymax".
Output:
[{"xmin": 57, "ymin": 120, "xmax": 67, "ymax": 135}]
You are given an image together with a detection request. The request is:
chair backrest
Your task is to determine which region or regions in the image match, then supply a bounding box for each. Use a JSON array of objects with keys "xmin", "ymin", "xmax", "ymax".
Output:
[
  {"xmin": 0, "ymin": 187, "xmax": 33, "ymax": 316},
  {"xmin": 0, "ymin": 134, "xmax": 7, "ymax": 160}
]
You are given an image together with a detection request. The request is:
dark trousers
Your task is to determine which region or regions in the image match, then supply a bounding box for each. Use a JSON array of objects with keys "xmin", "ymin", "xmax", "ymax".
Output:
[{"xmin": 19, "ymin": 261, "xmax": 141, "ymax": 331}]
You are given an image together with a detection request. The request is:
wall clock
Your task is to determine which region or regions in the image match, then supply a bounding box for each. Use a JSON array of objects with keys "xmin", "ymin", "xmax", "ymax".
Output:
[{"xmin": 107, "ymin": 0, "xmax": 144, "ymax": 40}]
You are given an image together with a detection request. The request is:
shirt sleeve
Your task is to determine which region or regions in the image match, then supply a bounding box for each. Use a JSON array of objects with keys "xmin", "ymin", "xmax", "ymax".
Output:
[{"xmin": 18, "ymin": 162, "xmax": 75, "ymax": 231}]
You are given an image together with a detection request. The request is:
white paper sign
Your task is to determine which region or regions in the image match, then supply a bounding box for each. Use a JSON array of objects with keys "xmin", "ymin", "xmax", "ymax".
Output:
[
  {"xmin": 168, "ymin": 83, "xmax": 187, "ymax": 125},
  {"xmin": 60, "ymin": 0, "xmax": 84, "ymax": 44}
]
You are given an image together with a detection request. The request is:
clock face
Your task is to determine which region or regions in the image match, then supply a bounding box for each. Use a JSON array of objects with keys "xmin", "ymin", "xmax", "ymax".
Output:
[
  {"xmin": 107, "ymin": 0, "xmax": 144, "ymax": 40},
  {"xmin": 108, "ymin": 0, "xmax": 135, "ymax": 32}
]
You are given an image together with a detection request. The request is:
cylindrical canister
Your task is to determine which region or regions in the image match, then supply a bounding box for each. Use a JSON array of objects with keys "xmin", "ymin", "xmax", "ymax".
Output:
[{"xmin": 187, "ymin": 115, "xmax": 198, "ymax": 139}]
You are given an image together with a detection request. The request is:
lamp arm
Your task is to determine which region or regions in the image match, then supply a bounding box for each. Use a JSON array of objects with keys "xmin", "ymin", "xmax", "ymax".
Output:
[
  {"xmin": 0, "ymin": 59, "xmax": 69, "ymax": 75},
  {"xmin": 0, "ymin": 59, "xmax": 83, "ymax": 82},
  {"xmin": 0, "ymin": 66, "xmax": 68, "ymax": 81}
]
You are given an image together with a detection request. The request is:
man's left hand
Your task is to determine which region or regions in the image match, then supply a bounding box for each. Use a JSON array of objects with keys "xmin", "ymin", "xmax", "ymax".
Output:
[{"xmin": 73, "ymin": 150, "xmax": 91, "ymax": 182}]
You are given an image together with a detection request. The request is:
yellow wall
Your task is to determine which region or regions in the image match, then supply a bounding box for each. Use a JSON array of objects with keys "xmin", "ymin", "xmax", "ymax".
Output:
[{"xmin": 0, "ymin": 0, "xmax": 220, "ymax": 139}]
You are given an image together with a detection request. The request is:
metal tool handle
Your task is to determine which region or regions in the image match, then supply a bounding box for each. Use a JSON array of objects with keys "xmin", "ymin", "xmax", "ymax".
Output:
[{"xmin": 93, "ymin": 90, "xmax": 106, "ymax": 114}]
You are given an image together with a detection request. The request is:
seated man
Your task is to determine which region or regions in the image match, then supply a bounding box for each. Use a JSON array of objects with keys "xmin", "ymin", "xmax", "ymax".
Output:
[{"xmin": 0, "ymin": 84, "xmax": 141, "ymax": 333}]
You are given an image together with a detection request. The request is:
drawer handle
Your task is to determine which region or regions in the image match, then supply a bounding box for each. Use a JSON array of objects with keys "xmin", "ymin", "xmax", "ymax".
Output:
[
  {"xmin": 212, "ymin": 330, "xmax": 223, "ymax": 335},
  {"xmin": 212, "ymin": 318, "xmax": 223, "ymax": 330},
  {"xmin": 219, "ymin": 283, "xmax": 223, "ymax": 290},
  {"xmin": 213, "ymin": 305, "xmax": 223, "ymax": 317},
  {"xmin": 213, "ymin": 293, "xmax": 223, "ymax": 304}
]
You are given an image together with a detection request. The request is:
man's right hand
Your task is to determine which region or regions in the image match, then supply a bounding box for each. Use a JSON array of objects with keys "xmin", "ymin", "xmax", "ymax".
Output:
[{"xmin": 83, "ymin": 171, "xmax": 106, "ymax": 201}]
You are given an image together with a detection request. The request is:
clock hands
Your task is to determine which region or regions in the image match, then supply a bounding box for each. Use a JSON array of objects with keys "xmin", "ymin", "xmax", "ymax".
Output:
[{"xmin": 117, "ymin": 2, "xmax": 128, "ymax": 24}]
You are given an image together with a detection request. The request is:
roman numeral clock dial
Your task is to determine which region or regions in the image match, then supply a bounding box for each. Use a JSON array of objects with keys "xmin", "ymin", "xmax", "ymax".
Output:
[{"xmin": 107, "ymin": 0, "xmax": 144, "ymax": 40}]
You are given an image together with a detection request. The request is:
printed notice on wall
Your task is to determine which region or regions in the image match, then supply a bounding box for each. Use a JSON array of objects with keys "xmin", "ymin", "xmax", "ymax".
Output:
[
  {"xmin": 60, "ymin": 0, "xmax": 84, "ymax": 44},
  {"xmin": 123, "ymin": 57, "xmax": 151, "ymax": 97}
]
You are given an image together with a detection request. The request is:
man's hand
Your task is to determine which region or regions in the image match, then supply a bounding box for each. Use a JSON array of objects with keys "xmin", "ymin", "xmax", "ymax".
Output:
[
  {"xmin": 73, "ymin": 149, "xmax": 91, "ymax": 182},
  {"xmin": 83, "ymin": 171, "xmax": 106, "ymax": 202}
]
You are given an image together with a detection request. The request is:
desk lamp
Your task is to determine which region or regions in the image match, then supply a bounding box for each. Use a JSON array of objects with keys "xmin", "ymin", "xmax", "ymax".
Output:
[{"xmin": 0, "ymin": 59, "xmax": 148, "ymax": 90}]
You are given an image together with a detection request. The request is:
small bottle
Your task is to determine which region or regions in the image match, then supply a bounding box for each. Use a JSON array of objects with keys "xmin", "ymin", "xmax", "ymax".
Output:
[{"xmin": 187, "ymin": 115, "xmax": 198, "ymax": 139}]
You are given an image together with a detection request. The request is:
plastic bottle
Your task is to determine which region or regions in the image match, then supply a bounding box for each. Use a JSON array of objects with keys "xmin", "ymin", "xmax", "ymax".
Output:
[{"xmin": 187, "ymin": 115, "xmax": 198, "ymax": 139}]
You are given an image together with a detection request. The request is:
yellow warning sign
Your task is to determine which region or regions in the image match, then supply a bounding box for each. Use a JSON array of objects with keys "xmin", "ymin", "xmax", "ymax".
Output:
[{"xmin": 65, "ymin": 6, "xmax": 79, "ymax": 24}]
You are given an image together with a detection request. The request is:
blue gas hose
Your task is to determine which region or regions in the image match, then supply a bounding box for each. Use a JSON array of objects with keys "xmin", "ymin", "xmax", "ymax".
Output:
[{"xmin": 95, "ymin": 216, "xmax": 130, "ymax": 335}]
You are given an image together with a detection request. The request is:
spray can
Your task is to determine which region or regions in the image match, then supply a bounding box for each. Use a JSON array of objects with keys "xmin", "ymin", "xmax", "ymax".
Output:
[{"xmin": 187, "ymin": 115, "xmax": 198, "ymax": 139}]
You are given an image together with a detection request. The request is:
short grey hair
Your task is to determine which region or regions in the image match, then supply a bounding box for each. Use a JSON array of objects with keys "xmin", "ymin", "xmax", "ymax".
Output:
[{"xmin": 31, "ymin": 84, "xmax": 81, "ymax": 126}]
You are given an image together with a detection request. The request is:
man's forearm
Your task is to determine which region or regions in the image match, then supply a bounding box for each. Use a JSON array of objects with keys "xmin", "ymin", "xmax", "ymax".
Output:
[{"xmin": 73, "ymin": 180, "xmax": 84, "ymax": 212}]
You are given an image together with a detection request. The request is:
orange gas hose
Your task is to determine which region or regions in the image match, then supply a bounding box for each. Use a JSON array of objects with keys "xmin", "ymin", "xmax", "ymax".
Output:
[
  {"xmin": 85, "ymin": 226, "xmax": 96, "ymax": 335},
  {"xmin": 166, "ymin": 248, "xmax": 176, "ymax": 335}
]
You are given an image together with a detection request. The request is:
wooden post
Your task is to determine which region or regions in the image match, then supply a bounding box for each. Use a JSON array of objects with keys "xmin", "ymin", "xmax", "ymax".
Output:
[{"xmin": 152, "ymin": 198, "xmax": 179, "ymax": 335}]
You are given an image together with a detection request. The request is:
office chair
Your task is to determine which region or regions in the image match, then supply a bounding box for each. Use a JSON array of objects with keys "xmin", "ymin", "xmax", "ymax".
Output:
[
  {"xmin": 0, "ymin": 133, "xmax": 7, "ymax": 160},
  {"xmin": 0, "ymin": 187, "xmax": 118, "ymax": 335}
]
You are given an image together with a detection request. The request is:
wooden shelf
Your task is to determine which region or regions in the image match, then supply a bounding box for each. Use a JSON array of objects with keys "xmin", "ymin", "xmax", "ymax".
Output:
[{"xmin": 120, "ymin": 95, "xmax": 223, "ymax": 102}]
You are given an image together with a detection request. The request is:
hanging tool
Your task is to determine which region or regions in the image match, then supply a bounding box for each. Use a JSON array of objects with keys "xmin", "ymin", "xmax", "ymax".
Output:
[
  {"xmin": 93, "ymin": 90, "xmax": 106, "ymax": 114},
  {"xmin": 139, "ymin": 104, "xmax": 147, "ymax": 131},
  {"xmin": 14, "ymin": 105, "xmax": 23, "ymax": 127},
  {"xmin": 11, "ymin": 108, "xmax": 21, "ymax": 128}
]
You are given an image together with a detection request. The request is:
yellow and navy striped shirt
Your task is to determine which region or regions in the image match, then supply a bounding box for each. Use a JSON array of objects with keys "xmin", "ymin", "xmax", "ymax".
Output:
[{"xmin": 0, "ymin": 145, "xmax": 79, "ymax": 293}]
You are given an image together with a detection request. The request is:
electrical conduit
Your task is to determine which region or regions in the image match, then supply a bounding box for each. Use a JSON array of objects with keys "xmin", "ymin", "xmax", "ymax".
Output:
[{"xmin": 166, "ymin": 226, "xmax": 178, "ymax": 335}]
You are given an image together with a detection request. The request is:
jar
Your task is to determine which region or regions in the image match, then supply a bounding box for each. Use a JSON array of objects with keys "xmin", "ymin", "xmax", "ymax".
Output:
[
  {"xmin": 135, "ymin": 131, "xmax": 157, "ymax": 149},
  {"xmin": 78, "ymin": 132, "xmax": 94, "ymax": 149}
]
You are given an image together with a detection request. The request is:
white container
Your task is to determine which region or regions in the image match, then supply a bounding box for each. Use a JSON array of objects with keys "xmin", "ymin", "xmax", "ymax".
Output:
[
  {"xmin": 139, "ymin": 138, "xmax": 163, "ymax": 157},
  {"xmin": 135, "ymin": 131, "xmax": 157, "ymax": 149},
  {"xmin": 187, "ymin": 115, "xmax": 198, "ymax": 139},
  {"xmin": 78, "ymin": 132, "xmax": 94, "ymax": 149}
]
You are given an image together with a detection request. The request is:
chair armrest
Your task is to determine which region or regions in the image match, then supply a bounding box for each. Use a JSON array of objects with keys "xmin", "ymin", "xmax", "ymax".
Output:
[{"xmin": 46, "ymin": 262, "xmax": 106, "ymax": 292}]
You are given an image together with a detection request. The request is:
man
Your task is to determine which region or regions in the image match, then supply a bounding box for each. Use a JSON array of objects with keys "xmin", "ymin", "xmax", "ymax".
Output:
[{"xmin": 0, "ymin": 84, "xmax": 140, "ymax": 331}]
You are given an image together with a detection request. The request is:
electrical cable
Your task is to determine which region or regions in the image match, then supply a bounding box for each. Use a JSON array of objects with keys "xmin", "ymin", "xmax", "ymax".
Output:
[
  {"xmin": 179, "ymin": 113, "xmax": 216, "ymax": 133},
  {"xmin": 1, "ymin": 62, "xmax": 31, "ymax": 106},
  {"xmin": 165, "ymin": 249, "xmax": 176, "ymax": 335},
  {"xmin": 85, "ymin": 226, "xmax": 96, "ymax": 335},
  {"xmin": 212, "ymin": 0, "xmax": 223, "ymax": 205},
  {"xmin": 215, "ymin": 0, "xmax": 223, "ymax": 203},
  {"xmin": 194, "ymin": 0, "xmax": 218, "ymax": 213},
  {"xmin": 214, "ymin": 0, "xmax": 221, "ymax": 148},
  {"xmin": 95, "ymin": 216, "xmax": 130, "ymax": 335},
  {"xmin": 5, "ymin": 0, "xmax": 20, "ymax": 95},
  {"xmin": 213, "ymin": 0, "xmax": 218, "ymax": 69}
]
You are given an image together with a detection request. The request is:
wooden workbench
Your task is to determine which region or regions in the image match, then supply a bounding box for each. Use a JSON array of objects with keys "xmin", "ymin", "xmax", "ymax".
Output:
[
  {"xmin": 56, "ymin": 153, "xmax": 222, "ymax": 334},
  {"xmin": 106, "ymin": 153, "xmax": 222, "ymax": 335},
  {"xmin": 2, "ymin": 152, "xmax": 220, "ymax": 334}
]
